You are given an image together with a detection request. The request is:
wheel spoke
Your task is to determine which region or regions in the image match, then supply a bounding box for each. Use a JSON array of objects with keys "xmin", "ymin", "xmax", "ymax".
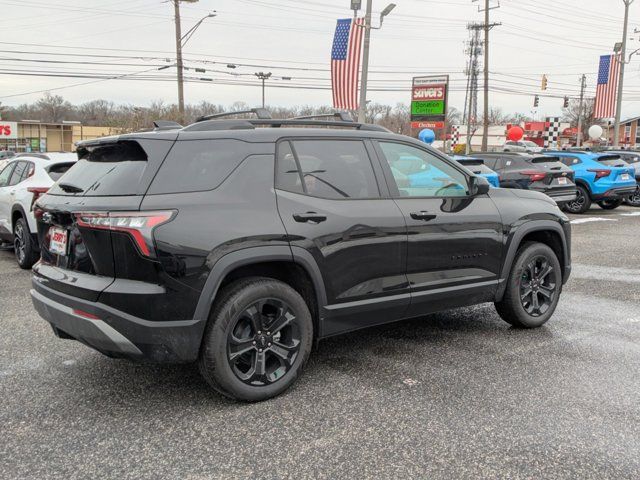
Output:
[
  {"xmin": 229, "ymin": 338, "xmax": 255, "ymax": 361},
  {"xmin": 521, "ymin": 286, "xmax": 533, "ymax": 300},
  {"xmin": 269, "ymin": 344, "xmax": 293, "ymax": 365},
  {"xmin": 538, "ymin": 286, "xmax": 553, "ymax": 299},
  {"xmin": 269, "ymin": 308, "xmax": 296, "ymax": 334},
  {"xmin": 538, "ymin": 263, "xmax": 553, "ymax": 281},
  {"xmin": 531, "ymin": 292, "xmax": 540, "ymax": 312},
  {"xmin": 253, "ymin": 350, "xmax": 267, "ymax": 380},
  {"xmin": 244, "ymin": 302, "xmax": 264, "ymax": 334}
]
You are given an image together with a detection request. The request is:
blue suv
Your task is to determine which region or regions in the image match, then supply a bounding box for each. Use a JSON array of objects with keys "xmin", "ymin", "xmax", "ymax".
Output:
[{"xmin": 547, "ymin": 151, "xmax": 636, "ymax": 213}]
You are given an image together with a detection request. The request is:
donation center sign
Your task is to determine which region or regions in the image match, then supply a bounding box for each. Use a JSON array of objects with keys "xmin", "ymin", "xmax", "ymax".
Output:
[{"xmin": 410, "ymin": 76, "xmax": 449, "ymax": 129}]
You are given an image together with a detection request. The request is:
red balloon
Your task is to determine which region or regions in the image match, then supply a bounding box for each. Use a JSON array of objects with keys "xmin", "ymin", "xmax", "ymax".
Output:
[{"xmin": 507, "ymin": 126, "xmax": 524, "ymax": 142}]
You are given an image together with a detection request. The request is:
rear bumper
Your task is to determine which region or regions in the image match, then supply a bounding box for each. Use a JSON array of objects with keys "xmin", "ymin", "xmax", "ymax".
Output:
[
  {"xmin": 31, "ymin": 279, "xmax": 205, "ymax": 363},
  {"xmin": 545, "ymin": 192, "xmax": 577, "ymax": 204},
  {"xmin": 592, "ymin": 186, "xmax": 638, "ymax": 200}
]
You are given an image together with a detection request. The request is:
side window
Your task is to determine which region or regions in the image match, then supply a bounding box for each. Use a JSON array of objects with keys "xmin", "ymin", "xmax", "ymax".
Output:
[
  {"xmin": 283, "ymin": 140, "xmax": 380, "ymax": 199},
  {"xmin": 379, "ymin": 142, "xmax": 468, "ymax": 197},
  {"xmin": 275, "ymin": 141, "xmax": 304, "ymax": 194},
  {"xmin": 0, "ymin": 162, "xmax": 15, "ymax": 187},
  {"xmin": 148, "ymin": 139, "xmax": 249, "ymax": 194},
  {"xmin": 561, "ymin": 156, "xmax": 581, "ymax": 166},
  {"xmin": 8, "ymin": 161, "xmax": 27, "ymax": 186},
  {"xmin": 480, "ymin": 157, "xmax": 497, "ymax": 170}
]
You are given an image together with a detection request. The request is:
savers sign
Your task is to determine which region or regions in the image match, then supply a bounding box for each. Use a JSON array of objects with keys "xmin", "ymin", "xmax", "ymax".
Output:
[
  {"xmin": 410, "ymin": 76, "xmax": 448, "ymax": 125},
  {"xmin": 0, "ymin": 122, "xmax": 17, "ymax": 139}
]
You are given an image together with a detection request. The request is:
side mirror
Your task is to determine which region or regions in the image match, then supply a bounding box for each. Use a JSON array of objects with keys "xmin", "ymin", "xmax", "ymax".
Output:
[{"xmin": 469, "ymin": 175, "xmax": 490, "ymax": 196}]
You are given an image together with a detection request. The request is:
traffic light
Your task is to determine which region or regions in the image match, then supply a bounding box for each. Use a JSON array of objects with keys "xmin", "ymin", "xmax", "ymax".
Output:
[
  {"xmin": 563, "ymin": 96, "xmax": 569, "ymax": 108},
  {"xmin": 541, "ymin": 74, "xmax": 548, "ymax": 91},
  {"xmin": 534, "ymin": 95, "xmax": 539, "ymax": 107}
]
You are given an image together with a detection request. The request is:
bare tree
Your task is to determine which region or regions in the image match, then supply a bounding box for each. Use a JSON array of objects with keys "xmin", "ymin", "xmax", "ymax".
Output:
[
  {"xmin": 36, "ymin": 92, "xmax": 73, "ymax": 123},
  {"xmin": 562, "ymin": 98, "xmax": 594, "ymax": 139}
]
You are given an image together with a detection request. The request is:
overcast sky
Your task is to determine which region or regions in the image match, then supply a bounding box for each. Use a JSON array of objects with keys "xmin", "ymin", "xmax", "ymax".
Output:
[{"xmin": 1, "ymin": 0, "xmax": 639, "ymax": 120}]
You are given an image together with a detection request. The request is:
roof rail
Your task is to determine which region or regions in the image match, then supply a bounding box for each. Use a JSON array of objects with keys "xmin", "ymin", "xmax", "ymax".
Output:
[
  {"xmin": 153, "ymin": 120, "xmax": 183, "ymax": 130},
  {"xmin": 196, "ymin": 108, "xmax": 272, "ymax": 122},
  {"xmin": 182, "ymin": 118, "xmax": 390, "ymax": 133},
  {"xmin": 291, "ymin": 112, "xmax": 354, "ymax": 122},
  {"xmin": 16, "ymin": 152, "xmax": 50, "ymax": 160}
]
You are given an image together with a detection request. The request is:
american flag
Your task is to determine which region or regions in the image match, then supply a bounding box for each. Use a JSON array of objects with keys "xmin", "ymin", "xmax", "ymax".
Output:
[
  {"xmin": 331, "ymin": 18, "xmax": 364, "ymax": 111},
  {"xmin": 594, "ymin": 54, "xmax": 620, "ymax": 119}
]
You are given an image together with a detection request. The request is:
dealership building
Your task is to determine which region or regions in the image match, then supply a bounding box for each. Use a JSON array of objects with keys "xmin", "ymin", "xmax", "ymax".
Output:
[{"xmin": 0, "ymin": 120, "xmax": 119, "ymax": 153}]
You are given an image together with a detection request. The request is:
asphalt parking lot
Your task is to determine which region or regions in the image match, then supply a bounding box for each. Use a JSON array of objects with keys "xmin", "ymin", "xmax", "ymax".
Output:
[{"xmin": 1, "ymin": 205, "xmax": 640, "ymax": 480}]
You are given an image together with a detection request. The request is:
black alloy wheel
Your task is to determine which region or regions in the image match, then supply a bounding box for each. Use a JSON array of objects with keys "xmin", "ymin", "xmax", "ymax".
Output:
[
  {"xmin": 597, "ymin": 198, "xmax": 623, "ymax": 210},
  {"xmin": 564, "ymin": 185, "xmax": 591, "ymax": 214},
  {"xmin": 228, "ymin": 298, "xmax": 302, "ymax": 386},
  {"xmin": 13, "ymin": 217, "xmax": 38, "ymax": 269},
  {"xmin": 625, "ymin": 187, "xmax": 640, "ymax": 206},
  {"xmin": 519, "ymin": 255, "xmax": 557, "ymax": 317}
]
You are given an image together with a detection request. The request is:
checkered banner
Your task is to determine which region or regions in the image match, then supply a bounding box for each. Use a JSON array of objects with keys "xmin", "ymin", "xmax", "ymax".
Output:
[
  {"xmin": 544, "ymin": 117, "xmax": 560, "ymax": 149},
  {"xmin": 451, "ymin": 125, "xmax": 461, "ymax": 147}
]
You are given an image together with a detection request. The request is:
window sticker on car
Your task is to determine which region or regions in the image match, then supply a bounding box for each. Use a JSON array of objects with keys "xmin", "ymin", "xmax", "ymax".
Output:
[{"xmin": 506, "ymin": 161, "xmax": 512, "ymax": 166}]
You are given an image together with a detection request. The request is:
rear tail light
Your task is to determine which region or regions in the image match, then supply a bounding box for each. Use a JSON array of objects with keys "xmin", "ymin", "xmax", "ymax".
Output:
[
  {"xmin": 75, "ymin": 211, "xmax": 176, "ymax": 258},
  {"xmin": 27, "ymin": 187, "xmax": 49, "ymax": 210},
  {"xmin": 72, "ymin": 309, "xmax": 100, "ymax": 320},
  {"xmin": 521, "ymin": 170, "xmax": 547, "ymax": 182},
  {"xmin": 587, "ymin": 168, "xmax": 611, "ymax": 179}
]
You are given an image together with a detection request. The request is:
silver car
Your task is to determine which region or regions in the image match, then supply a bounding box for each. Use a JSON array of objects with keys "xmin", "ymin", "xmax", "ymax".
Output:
[{"xmin": 503, "ymin": 140, "xmax": 544, "ymax": 154}]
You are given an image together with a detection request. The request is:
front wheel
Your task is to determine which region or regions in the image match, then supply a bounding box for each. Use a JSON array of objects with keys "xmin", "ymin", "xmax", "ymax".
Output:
[
  {"xmin": 495, "ymin": 242, "xmax": 562, "ymax": 328},
  {"xmin": 564, "ymin": 185, "xmax": 591, "ymax": 214},
  {"xmin": 597, "ymin": 198, "xmax": 623, "ymax": 210},
  {"xmin": 199, "ymin": 277, "xmax": 313, "ymax": 402},
  {"xmin": 14, "ymin": 217, "xmax": 39, "ymax": 269},
  {"xmin": 625, "ymin": 187, "xmax": 640, "ymax": 206}
]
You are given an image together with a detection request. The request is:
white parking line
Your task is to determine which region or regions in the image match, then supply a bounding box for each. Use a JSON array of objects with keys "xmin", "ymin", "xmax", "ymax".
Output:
[
  {"xmin": 571, "ymin": 264, "xmax": 640, "ymax": 283},
  {"xmin": 619, "ymin": 212, "xmax": 640, "ymax": 216},
  {"xmin": 571, "ymin": 217, "xmax": 618, "ymax": 224}
]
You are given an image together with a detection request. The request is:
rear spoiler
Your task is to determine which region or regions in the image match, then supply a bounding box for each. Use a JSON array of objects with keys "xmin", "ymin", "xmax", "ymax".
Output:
[{"xmin": 456, "ymin": 158, "xmax": 484, "ymax": 166}]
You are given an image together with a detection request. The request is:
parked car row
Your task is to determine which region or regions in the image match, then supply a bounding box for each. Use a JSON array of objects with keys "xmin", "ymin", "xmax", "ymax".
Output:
[
  {"xmin": 451, "ymin": 149, "xmax": 639, "ymax": 214},
  {"xmin": 0, "ymin": 153, "xmax": 77, "ymax": 268}
]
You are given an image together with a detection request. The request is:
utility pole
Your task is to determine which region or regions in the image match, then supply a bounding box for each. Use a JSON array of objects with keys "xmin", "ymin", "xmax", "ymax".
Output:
[
  {"xmin": 174, "ymin": 0, "xmax": 185, "ymax": 120},
  {"xmin": 255, "ymin": 72, "xmax": 272, "ymax": 108},
  {"xmin": 357, "ymin": 0, "xmax": 373, "ymax": 123},
  {"xmin": 473, "ymin": 0, "xmax": 500, "ymax": 151},
  {"xmin": 464, "ymin": 23, "xmax": 483, "ymax": 154},
  {"xmin": 613, "ymin": 0, "xmax": 634, "ymax": 147},
  {"xmin": 576, "ymin": 74, "xmax": 587, "ymax": 147}
]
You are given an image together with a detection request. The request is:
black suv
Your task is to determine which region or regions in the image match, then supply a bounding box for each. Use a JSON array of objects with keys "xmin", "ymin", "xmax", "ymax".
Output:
[
  {"xmin": 30, "ymin": 112, "xmax": 571, "ymax": 402},
  {"xmin": 472, "ymin": 152, "xmax": 577, "ymax": 206}
]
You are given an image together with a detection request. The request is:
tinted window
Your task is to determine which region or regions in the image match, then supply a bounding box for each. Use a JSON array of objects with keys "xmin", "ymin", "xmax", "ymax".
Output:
[
  {"xmin": 596, "ymin": 155, "xmax": 627, "ymax": 167},
  {"xmin": 8, "ymin": 161, "xmax": 28, "ymax": 186},
  {"xmin": 560, "ymin": 156, "xmax": 581, "ymax": 166},
  {"xmin": 0, "ymin": 162, "xmax": 15, "ymax": 187},
  {"xmin": 283, "ymin": 140, "xmax": 380, "ymax": 199},
  {"xmin": 149, "ymin": 139, "xmax": 248, "ymax": 194},
  {"xmin": 47, "ymin": 141, "xmax": 149, "ymax": 196},
  {"xmin": 379, "ymin": 142, "xmax": 468, "ymax": 197},
  {"xmin": 47, "ymin": 162, "xmax": 75, "ymax": 181},
  {"xmin": 275, "ymin": 141, "xmax": 304, "ymax": 194}
]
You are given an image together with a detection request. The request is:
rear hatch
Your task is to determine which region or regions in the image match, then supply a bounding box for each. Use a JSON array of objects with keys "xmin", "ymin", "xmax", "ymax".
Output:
[
  {"xmin": 34, "ymin": 135, "xmax": 176, "ymax": 302},
  {"xmin": 594, "ymin": 154, "xmax": 636, "ymax": 183},
  {"xmin": 522, "ymin": 156, "xmax": 576, "ymax": 194}
]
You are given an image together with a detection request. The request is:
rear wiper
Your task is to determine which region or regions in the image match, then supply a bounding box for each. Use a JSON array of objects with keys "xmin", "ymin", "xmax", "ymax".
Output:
[{"xmin": 58, "ymin": 182, "xmax": 84, "ymax": 193}]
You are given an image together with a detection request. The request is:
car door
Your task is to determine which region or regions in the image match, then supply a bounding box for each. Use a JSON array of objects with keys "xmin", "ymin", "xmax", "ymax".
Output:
[
  {"xmin": 275, "ymin": 138, "xmax": 409, "ymax": 337},
  {"xmin": 0, "ymin": 161, "xmax": 17, "ymax": 239},
  {"xmin": 373, "ymin": 140, "xmax": 503, "ymax": 318}
]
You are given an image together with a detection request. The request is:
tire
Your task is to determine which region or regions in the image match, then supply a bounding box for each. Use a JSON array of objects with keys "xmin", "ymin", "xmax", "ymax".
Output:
[
  {"xmin": 495, "ymin": 242, "xmax": 562, "ymax": 328},
  {"xmin": 564, "ymin": 184, "xmax": 591, "ymax": 214},
  {"xmin": 13, "ymin": 217, "xmax": 38, "ymax": 269},
  {"xmin": 198, "ymin": 277, "xmax": 313, "ymax": 402},
  {"xmin": 625, "ymin": 187, "xmax": 640, "ymax": 206},
  {"xmin": 597, "ymin": 198, "xmax": 623, "ymax": 210}
]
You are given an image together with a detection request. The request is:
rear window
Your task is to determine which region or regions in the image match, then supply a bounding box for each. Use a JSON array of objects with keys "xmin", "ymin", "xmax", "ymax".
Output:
[
  {"xmin": 148, "ymin": 139, "xmax": 249, "ymax": 194},
  {"xmin": 47, "ymin": 141, "xmax": 151, "ymax": 196},
  {"xmin": 46, "ymin": 162, "xmax": 75, "ymax": 181},
  {"xmin": 529, "ymin": 156, "xmax": 559, "ymax": 163},
  {"xmin": 596, "ymin": 155, "xmax": 627, "ymax": 167}
]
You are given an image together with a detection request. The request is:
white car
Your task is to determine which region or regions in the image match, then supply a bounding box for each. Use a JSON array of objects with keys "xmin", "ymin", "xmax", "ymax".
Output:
[
  {"xmin": 503, "ymin": 140, "xmax": 544, "ymax": 153},
  {"xmin": 0, "ymin": 153, "xmax": 77, "ymax": 268}
]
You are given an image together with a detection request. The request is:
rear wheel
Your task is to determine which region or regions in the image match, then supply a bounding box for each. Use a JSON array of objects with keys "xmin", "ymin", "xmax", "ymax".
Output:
[
  {"xmin": 625, "ymin": 187, "xmax": 640, "ymax": 206},
  {"xmin": 597, "ymin": 198, "xmax": 623, "ymax": 210},
  {"xmin": 495, "ymin": 242, "xmax": 562, "ymax": 328},
  {"xmin": 564, "ymin": 185, "xmax": 591, "ymax": 214},
  {"xmin": 13, "ymin": 217, "xmax": 38, "ymax": 269},
  {"xmin": 199, "ymin": 277, "xmax": 313, "ymax": 402}
]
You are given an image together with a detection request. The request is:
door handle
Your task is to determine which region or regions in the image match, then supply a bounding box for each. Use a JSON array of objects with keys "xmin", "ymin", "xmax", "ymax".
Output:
[
  {"xmin": 293, "ymin": 212, "xmax": 327, "ymax": 223},
  {"xmin": 410, "ymin": 211, "xmax": 437, "ymax": 221}
]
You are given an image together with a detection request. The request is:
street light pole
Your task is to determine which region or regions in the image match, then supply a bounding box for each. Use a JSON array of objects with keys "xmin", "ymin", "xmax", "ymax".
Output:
[
  {"xmin": 356, "ymin": 2, "xmax": 395, "ymax": 123},
  {"xmin": 576, "ymin": 74, "xmax": 586, "ymax": 147},
  {"xmin": 255, "ymin": 72, "xmax": 272, "ymax": 108},
  {"xmin": 613, "ymin": 0, "xmax": 634, "ymax": 147}
]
